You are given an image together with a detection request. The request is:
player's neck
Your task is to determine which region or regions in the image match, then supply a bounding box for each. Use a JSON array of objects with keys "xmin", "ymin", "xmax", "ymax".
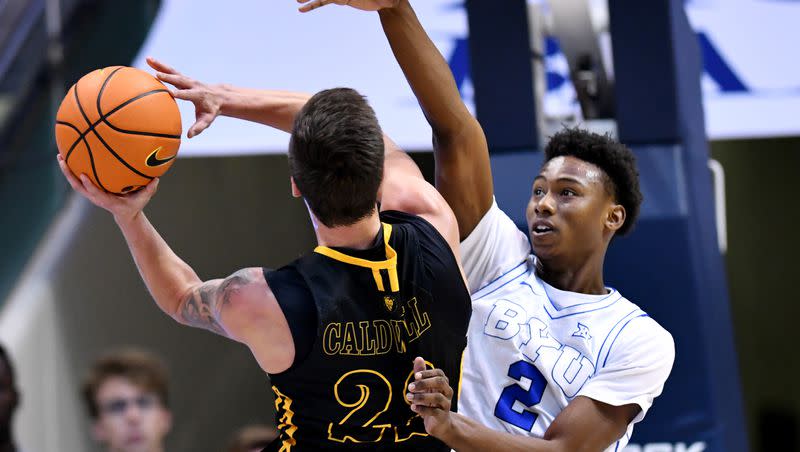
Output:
[
  {"xmin": 536, "ymin": 252, "xmax": 607, "ymax": 295},
  {"xmin": 315, "ymin": 211, "xmax": 382, "ymax": 250}
]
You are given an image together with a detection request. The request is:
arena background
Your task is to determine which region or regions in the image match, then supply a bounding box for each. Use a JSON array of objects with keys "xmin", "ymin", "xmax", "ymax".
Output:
[{"xmin": 0, "ymin": 0, "xmax": 798, "ymax": 451}]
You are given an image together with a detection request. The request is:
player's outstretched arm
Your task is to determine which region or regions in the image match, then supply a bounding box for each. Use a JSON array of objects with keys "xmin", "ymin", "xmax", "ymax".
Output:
[
  {"xmin": 148, "ymin": 58, "xmax": 463, "ymax": 263},
  {"xmin": 379, "ymin": 1, "xmax": 493, "ymax": 240},
  {"xmin": 146, "ymin": 57, "xmax": 311, "ymax": 137},
  {"xmin": 299, "ymin": 0, "xmax": 494, "ymax": 240},
  {"xmin": 56, "ymin": 155, "xmax": 294, "ymax": 373},
  {"xmin": 407, "ymin": 359, "xmax": 638, "ymax": 452}
]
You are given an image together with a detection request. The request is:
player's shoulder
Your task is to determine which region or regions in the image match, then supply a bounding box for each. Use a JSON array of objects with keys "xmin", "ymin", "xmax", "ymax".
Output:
[
  {"xmin": 380, "ymin": 210, "xmax": 448, "ymax": 248},
  {"xmin": 609, "ymin": 294, "xmax": 674, "ymax": 356}
]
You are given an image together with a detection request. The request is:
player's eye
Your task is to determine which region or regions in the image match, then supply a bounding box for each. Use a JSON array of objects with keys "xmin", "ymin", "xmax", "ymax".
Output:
[
  {"xmin": 533, "ymin": 187, "xmax": 544, "ymax": 196},
  {"xmin": 561, "ymin": 189, "xmax": 577, "ymax": 197}
]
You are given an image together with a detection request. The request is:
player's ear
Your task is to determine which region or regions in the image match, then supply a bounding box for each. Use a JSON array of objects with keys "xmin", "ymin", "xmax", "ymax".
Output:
[
  {"xmin": 605, "ymin": 203, "xmax": 626, "ymax": 233},
  {"xmin": 290, "ymin": 177, "xmax": 302, "ymax": 198}
]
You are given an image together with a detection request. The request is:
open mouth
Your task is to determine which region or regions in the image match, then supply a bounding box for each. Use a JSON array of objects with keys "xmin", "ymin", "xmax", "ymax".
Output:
[{"xmin": 531, "ymin": 221, "xmax": 556, "ymax": 237}]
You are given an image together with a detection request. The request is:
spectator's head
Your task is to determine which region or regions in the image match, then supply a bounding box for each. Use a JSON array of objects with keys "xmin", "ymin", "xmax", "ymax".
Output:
[
  {"xmin": 0, "ymin": 344, "xmax": 19, "ymax": 440},
  {"xmin": 225, "ymin": 424, "xmax": 278, "ymax": 452},
  {"xmin": 82, "ymin": 349, "xmax": 172, "ymax": 452}
]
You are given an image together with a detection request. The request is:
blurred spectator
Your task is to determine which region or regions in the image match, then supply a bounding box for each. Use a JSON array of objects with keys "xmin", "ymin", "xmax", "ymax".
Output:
[
  {"xmin": 82, "ymin": 349, "xmax": 172, "ymax": 452},
  {"xmin": 225, "ymin": 424, "xmax": 278, "ymax": 452},
  {"xmin": 0, "ymin": 344, "xmax": 20, "ymax": 452}
]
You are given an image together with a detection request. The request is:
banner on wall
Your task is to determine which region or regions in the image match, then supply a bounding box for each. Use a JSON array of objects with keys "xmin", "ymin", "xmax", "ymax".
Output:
[{"xmin": 132, "ymin": 0, "xmax": 800, "ymax": 155}]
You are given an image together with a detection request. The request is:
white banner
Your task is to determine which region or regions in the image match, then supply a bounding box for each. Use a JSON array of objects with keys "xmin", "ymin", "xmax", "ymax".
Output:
[{"xmin": 132, "ymin": 0, "xmax": 800, "ymax": 156}]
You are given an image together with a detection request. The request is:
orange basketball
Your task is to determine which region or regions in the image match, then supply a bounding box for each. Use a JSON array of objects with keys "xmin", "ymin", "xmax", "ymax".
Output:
[{"xmin": 55, "ymin": 66, "xmax": 182, "ymax": 194}]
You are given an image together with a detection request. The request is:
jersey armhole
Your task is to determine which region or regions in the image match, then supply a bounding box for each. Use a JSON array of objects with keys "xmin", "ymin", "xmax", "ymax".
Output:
[{"xmin": 263, "ymin": 267, "xmax": 318, "ymax": 375}]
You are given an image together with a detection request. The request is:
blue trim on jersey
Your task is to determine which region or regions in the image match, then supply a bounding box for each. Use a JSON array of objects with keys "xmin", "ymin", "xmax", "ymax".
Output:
[
  {"xmin": 614, "ymin": 441, "xmax": 620, "ymax": 452},
  {"xmin": 545, "ymin": 289, "xmax": 620, "ymax": 312},
  {"xmin": 594, "ymin": 308, "xmax": 643, "ymax": 369},
  {"xmin": 520, "ymin": 281, "xmax": 624, "ymax": 319},
  {"xmin": 603, "ymin": 314, "xmax": 650, "ymax": 368},
  {"xmin": 473, "ymin": 261, "xmax": 529, "ymax": 300}
]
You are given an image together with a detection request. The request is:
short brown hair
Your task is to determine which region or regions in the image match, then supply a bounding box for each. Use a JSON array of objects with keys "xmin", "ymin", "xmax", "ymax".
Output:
[
  {"xmin": 289, "ymin": 88, "xmax": 385, "ymax": 228},
  {"xmin": 82, "ymin": 348, "xmax": 169, "ymax": 419}
]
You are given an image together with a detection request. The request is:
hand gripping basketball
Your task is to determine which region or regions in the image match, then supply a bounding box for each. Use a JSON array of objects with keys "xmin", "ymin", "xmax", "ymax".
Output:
[{"xmin": 56, "ymin": 153, "xmax": 159, "ymax": 223}]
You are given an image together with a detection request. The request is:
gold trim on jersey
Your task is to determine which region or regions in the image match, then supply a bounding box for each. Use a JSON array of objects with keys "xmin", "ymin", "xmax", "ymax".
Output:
[
  {"xmin": 457, "ymin": 348, "xmax": 466, "ymax": 402},
  {"xmin": 314, "ymin": 223, "xmax": 400, "ymax": 293},
  {"xmin": 273, "ymin": 385, "xmax": 298, "ymax": 451}
]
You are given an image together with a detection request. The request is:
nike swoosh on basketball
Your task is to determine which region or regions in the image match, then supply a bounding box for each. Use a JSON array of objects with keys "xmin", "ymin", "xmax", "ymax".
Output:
[{"xmin": 145, "ymin": 146, "xmax": 176, "ymax": 167}]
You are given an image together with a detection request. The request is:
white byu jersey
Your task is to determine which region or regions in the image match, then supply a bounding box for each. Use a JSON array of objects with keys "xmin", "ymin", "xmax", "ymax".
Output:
[{"xmin": 458, "ymin": 200, "xmax": 675, "ymax": 452}]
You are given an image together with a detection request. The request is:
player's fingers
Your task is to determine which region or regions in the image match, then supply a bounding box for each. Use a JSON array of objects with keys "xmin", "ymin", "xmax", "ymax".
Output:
[
  {"xmin": 188, "ymin": 114, "xmax": 214, "ymax": 138},
  {"xmin": 414, "ymin": 368, "xmax": 447, "ymax": 382},
  {"xmin": 78, "ymin": 174, "xmax": 107, "ymax": 199},
  {"xmin": 145, "ymin": 177, "xmax": 160, "ymax": 194},
  {"xmin": 408, "ymin": 376, "xmax": 452, "ymax": 396},
  {"xmin": 146, "ymin": 57, "xmax": 179, "ymax": 75},
  {"xmin": 411, "ymin": 405, "xmax": 441, "ymax": 418},
  {"xmin": 410, "ymin": 405, "xmax": 443, "ymax": 418},
  {"xmin": 412, "ymin": 357, "xmax": 426, "ymax": 374},
  {"xmin": 125, "ymin": 177, "xmax": 158, "ymax": 203},
  {"xmin": 170, "ymin": 89, "xmax": 198, "ymax": 101},
  {"xmin": 56, "ymin": 155, "xmax": 89, "ymax": 195},
  {"xmin": 187, "ymin": 124, "xmax": 202, "ymax": 138},
  {"xmin": 406, "ymin": 392, "xmax": 451, "ymax": 410},
  {"xmin": 299, "ymin": 0, "xmax": 330, "ymax": 13},
  {"xmin": 155, "ymin": 72, "xmax": 193, "ymax": 89}
]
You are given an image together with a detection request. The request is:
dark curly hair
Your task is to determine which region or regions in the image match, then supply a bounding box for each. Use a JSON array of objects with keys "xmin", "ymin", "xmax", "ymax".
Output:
[{"xmin": 543, "ymin": 128, "xmax": 642, "ymax": 236}]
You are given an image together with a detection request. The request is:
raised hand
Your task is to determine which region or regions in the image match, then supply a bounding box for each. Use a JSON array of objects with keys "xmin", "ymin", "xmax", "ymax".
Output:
[
  {"xmin": 146, "ymin": 56, "xmax": 223, "ymax": 138},
  {"xmin": 407, "ymin": 356, "xmax": 455, "ymax": 438},
  {"xmin": 296, "ymin": 0, "xmax": 400, "ymax": 13},
  {"xmin": 57, "ymin": 154, "xmax": 158, "ymax": 223}
]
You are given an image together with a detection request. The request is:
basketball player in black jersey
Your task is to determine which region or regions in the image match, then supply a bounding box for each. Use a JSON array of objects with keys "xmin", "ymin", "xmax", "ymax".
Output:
[{"xmin": 56, "ymin": 58, "xmax": 471, "ymax": 451}]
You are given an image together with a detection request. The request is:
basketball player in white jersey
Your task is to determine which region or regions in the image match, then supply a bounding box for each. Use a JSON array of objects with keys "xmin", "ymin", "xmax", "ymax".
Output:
[{"xmin": 299, "ymin": 1, "xmax": 675, "ymax": 450}]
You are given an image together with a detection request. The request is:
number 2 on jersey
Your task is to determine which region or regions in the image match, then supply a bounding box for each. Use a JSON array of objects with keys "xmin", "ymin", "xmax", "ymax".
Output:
[
  {"xmin": 328, "ymin": 365, "xmax": 432, "ymax": 443},
  {"xmin": 494, "ymin": 360, "xmax": 547, "ymax": 431}
]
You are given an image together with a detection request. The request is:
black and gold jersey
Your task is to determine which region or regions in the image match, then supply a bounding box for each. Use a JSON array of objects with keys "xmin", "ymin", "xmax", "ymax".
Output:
[{"xmin": 263, "ymin": 210, "xmax": 471, "ymax": 451}]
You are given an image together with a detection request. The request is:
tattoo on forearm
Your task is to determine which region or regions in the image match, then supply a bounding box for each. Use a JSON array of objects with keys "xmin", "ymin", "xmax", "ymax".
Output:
[{"xmin": 178, "ymin": 269, "xmax": 256, "ymax": 337}]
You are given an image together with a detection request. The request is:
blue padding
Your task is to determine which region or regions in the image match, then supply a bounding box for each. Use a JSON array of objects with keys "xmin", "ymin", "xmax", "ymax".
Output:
[{"xmin": 465, "ymin": 0, "xmax": 539, "ymax": 150}]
